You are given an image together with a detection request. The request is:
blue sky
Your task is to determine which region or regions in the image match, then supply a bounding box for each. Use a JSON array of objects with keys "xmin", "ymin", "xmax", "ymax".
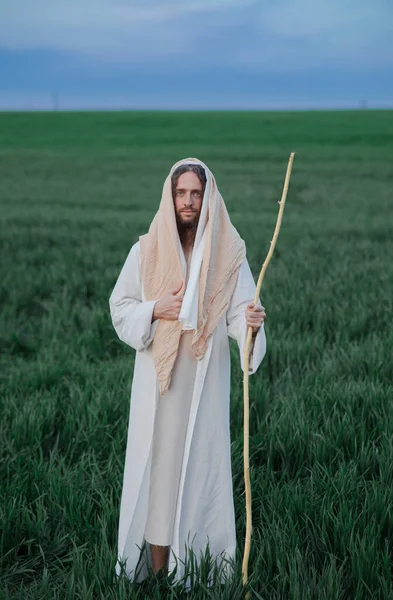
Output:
[{"xmin": 0, "ymin": 0, "xmax": 392, "ymax": 110}]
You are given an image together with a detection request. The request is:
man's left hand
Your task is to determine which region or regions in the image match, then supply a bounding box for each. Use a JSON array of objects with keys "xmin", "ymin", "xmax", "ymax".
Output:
[{"xmin": 245, "ymin": 303, "xmax": 266, "ymax": 335}]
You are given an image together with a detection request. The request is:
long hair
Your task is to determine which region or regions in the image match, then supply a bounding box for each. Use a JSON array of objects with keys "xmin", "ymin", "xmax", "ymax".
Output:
[
  {"xmin": 171, "ymin": 164, "xmax": 207, "ymax": 200},
  {"xmin": 171, "ymin": 163, "xmax": 208, "ymax": 240}
]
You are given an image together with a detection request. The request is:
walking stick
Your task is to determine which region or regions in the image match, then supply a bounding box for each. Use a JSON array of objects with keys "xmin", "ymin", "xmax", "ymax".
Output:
[{"xmin": 242, "ymin": 152, "xmax": 295, "ymax": 597}]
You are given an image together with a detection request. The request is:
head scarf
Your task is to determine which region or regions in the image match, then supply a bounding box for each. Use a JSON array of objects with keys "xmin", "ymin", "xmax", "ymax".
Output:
[{"xmin": 140, "ymin": 157, "xmax": 246, "ymax": 396}]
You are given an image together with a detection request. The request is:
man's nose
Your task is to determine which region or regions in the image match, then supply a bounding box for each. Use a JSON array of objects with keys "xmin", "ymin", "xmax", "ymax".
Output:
[{"xmin": 184, "ymin": 193, "xmax": 194, "ymax": 205}]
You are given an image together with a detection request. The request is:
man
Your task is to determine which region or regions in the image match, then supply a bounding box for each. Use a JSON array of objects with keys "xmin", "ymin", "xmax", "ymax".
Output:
[{"xmin": 109, "ymin": 157, "xmax": 266, "ymax": 590}]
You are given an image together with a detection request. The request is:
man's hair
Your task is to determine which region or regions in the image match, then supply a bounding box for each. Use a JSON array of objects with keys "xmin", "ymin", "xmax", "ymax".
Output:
[{"xmin": 171, "ymin": 164, "xmax": 207, "ymax": 200}]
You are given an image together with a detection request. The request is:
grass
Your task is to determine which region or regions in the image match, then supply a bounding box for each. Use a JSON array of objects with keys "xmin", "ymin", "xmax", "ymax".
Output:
[{"xmin": 1, "ymin": 109, "xmax": 393, "ymax": 599}]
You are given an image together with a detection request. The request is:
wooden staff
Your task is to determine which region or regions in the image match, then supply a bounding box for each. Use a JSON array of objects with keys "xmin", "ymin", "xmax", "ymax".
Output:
[{"xmin": 242, "ymin": 152, "xmax": 295, "ymax": 597}]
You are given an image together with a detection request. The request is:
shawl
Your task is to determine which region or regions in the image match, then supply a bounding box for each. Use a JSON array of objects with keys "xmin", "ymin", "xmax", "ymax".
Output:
[{"xmin": 139, "ymin": 157, "xmax": 246, "ymax": 396}]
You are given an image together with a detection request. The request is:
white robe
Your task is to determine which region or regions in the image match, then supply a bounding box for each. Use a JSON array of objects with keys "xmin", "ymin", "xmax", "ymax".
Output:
[{"xmin": 109, "ymin": 240, "xmax": 267, "ymax": 589}]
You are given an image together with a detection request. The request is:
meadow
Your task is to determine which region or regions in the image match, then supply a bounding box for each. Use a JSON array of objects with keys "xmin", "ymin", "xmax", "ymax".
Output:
[{"xmin": 1, "ymin": 109, "xmax": 392, "ymax": 599}]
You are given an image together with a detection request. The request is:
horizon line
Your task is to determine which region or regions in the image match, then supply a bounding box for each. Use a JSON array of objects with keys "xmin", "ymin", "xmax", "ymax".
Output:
[{"xmin": 1, "ymin": 106, "xmax": 393, "ymax": 114}]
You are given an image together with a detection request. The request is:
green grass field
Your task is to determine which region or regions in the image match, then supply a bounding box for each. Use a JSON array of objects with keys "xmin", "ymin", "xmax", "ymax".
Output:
[{"xmin": 1, "ymin": 110, "xmax": 393, "ymax": 599}]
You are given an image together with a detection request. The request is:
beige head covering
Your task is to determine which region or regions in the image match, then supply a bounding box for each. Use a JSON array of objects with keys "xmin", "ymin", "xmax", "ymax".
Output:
[{"xmin": 140, "ymin": 157, "xmax": 246, "ymax": 396}]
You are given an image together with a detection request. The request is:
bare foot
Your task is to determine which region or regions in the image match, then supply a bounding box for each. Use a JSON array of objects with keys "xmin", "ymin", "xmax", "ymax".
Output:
[{"xmin": 150, "ymin": 544, "xmax": 169, "ymax": 574}]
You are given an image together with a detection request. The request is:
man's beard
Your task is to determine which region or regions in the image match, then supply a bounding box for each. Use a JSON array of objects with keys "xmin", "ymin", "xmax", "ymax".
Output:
[{"xmin": 175, "ymin": 212, "xmax": 200, "ymax": 243}]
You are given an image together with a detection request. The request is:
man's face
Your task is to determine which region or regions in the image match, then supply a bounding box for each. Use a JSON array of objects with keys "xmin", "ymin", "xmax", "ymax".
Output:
[{"xmin": 174, "ymin": 171, "xmax": 204, "ymax": 229}]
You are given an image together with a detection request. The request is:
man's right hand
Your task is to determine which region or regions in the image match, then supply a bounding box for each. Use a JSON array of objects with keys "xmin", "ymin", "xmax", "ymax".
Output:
[{"xmin": 152, "ymin": 282, "xmax": 184, "ymax": 321}]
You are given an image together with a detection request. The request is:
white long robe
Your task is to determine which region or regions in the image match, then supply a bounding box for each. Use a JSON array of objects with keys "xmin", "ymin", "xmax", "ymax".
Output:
[{"xmin": 109, "ymin": 240, "xmax": 267, "ymax": 589}]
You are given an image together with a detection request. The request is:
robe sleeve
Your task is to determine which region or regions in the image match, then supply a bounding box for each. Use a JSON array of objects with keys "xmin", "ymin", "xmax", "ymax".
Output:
[
  {"xmin": 226, "ymin": 258, "xmax": 267, "ymax": 375},
  {"xmin": 109, "ymin": 242, "xmax": 160, "ymax": 352}
]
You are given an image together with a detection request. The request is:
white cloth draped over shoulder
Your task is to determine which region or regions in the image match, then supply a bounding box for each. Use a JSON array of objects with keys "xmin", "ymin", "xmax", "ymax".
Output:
[
  {"xmin": 139, "ymin": 157, "xmax": 247, "ymax": 396},
  {"xmin": 177, "ymin": 160, "xmax": 209, "ymax": 331},
  {"xmin": 109, "ymin": 239, "xmax": 267, "ymax": 590}
]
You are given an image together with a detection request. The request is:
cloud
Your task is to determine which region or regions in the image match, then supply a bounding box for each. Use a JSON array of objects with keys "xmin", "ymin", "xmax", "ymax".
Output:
[
  {"xmin": 245, "ymin": 0, "xmax": 393, "ymax": 69},
  {"xmin": 0, "ymin": 0, "xmax": 392, "ymax": 111},
  {"xmin": 0, "ymin": 0, "xmax": 391, "ymax": 71},
  {"xmin": 0, "ymin": 1, "xmax": 254, "ymax": 64}
]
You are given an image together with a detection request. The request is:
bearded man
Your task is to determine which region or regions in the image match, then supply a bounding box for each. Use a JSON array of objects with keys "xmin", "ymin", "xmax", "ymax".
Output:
[{"xmin": 109, "ymin": 157, "xmax": 266, "ymax": 590}]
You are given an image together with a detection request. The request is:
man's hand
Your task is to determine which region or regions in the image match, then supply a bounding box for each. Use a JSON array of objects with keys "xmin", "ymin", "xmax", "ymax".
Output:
[
  {"xmin": 245, "ymin": 303, "xmax": 266, "ymax": 335},
  {"xmin": 152, "ymin": 282, "xmax": 184, "ymax": 322}
]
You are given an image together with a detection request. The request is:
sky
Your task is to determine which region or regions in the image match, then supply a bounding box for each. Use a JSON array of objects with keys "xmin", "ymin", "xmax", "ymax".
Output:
[{"xmin": 0, "ymin": 0, "xmax": 392, "ymax": 110}]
